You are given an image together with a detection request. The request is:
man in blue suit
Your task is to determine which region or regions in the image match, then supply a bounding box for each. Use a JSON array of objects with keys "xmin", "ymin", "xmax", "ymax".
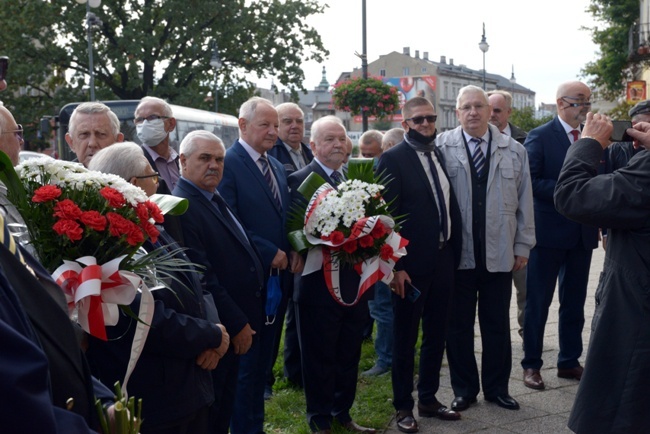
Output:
[
  {"xmin": 218, "ymin": 96, "xmax": 302, "ymax": 434},
  {"xmin": 173, "ymin": 130, "xmax": 266, "ymax": 434},
  {"xmin": 522, "ymin": 81, "xmax": 599, "ymax": 390},
  {"xmin": 267, "ymin": 102, "xmax": 313, "ymax": 393}
]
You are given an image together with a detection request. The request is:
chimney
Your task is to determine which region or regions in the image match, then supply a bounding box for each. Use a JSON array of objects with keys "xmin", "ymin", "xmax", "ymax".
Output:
[
  {"xmin": 450, "ymin": 58, "xmax": 454, "ymax": 66},
  {"xmin": 440, "ymin": 55, "xmax": 446, "ymax": 64},
  {"xmin": 415, "ymin": 50, "xmax": 420, "ymax": 59},
  {"xmin": 423, "ymin": 51, "xmax": 429, "ymax": 60},
  {"xmin": 403, "ymin": 46, "xmax": 410, "ymax": 56}
]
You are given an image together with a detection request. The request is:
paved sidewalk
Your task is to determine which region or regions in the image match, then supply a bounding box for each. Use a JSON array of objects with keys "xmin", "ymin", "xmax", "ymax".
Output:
[{"xmin": 383, "ymin": 247, "xmax": 605, "ymax": 434}]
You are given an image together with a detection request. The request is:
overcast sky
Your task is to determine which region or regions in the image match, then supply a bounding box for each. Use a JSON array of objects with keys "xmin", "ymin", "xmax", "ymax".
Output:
[{"xmin": 276, "ymin": 0, "xmax": 602, "ymax": 106}]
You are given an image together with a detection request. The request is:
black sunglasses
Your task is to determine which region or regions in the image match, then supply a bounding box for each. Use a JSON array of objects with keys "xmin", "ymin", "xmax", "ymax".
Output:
[{"xmin": 405, "ymin": 115, "xmax": 437, "ymax": 125}]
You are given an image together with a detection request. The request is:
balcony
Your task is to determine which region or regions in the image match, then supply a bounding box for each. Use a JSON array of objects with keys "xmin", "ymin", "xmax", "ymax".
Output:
[{"xmin": 628, "ymin": 22, "xmax": 650, "ymax": 62}]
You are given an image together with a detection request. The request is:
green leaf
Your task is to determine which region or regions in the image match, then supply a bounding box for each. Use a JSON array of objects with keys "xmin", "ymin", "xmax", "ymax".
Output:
[
  {"xmin": 150, "ymin": 194, "xmax": 188, "ymax": 215},
  {"xmin": 0, "ymin": 151, "xmax": 27, "ymax": 208},
  {"xmin": 346, "ymin": 158, "xmax": 375, "ymax": 183},
  {"xmin": 296, "ymin": 172, "xmax": 327, "ymax": 200}
]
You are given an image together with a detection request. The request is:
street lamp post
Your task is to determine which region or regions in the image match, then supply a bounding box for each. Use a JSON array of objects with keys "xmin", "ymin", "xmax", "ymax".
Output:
[
  {"xmin": 361, "ymin": 0, "xmax": 368, "ymax": 132},
  {"xmin": 210, "ymin": 41, "xmax": 222, "ymax": 113},
  {"xmin": 76, "ymin": 0, "xmax": 102, "ymax": 101},
  {"xmin": 478, "ymin": 22, "xmax": 489, "ymax": 91}
]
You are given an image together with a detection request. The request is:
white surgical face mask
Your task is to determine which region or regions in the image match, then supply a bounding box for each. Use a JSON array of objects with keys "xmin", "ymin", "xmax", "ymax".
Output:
[{"xmin": 136, "ymin": 119, "xmax": 168, "ymax": 147}]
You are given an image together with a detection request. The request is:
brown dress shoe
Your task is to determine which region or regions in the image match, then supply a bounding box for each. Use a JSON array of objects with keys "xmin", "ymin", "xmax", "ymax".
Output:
[
  {"xmin": 396, "ymin": 410, "xmax": 419, "ymax": 433},
  {"xmin": 557, "ymin": 365, "xmax": 583, "ymax": 380},
  {"xmin": 523, "ymin": 368, "xmax": 545, "ymax": 390}
]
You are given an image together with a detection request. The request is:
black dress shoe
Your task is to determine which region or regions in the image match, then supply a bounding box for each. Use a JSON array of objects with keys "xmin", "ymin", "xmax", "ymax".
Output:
[
  {"xmin": 417, "ymin": 401, "xmax": 461, "ymax": 420},
  {"xmin": 395, "ymin": 410, "xmax": 418, "ymax": 433},
  {"xmin": 557, "ymin": 365, "xmax": 583, "ymax": 380},
  {"xmin": 341, "ymin": 421, "xmax": 377, "ymax": 433},
  {"xmin": 485, "ymin": 394, "xmax": 520, "ymax": 410},
  {"xmin": 451, "ymin": 396, "xmax": 477, "ymax": 411}
]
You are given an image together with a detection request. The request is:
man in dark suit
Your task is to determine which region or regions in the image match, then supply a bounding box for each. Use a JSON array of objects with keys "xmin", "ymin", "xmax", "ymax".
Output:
[
  {"xmin": 555, "ymin": 112, "xmax": 650, "ymax": 434},
  {"xmin": 218, "ymin": 96, "xmax": 302, "ymax": 432},
  {"xmin": 288, "ymin": 116, "xmax": 376, "ymax": 434},
  {"xmin": 173, "ymin": 130, "xmax": 266, "ymax": 434},
  {"xmin": 522, "ymin": 81, "xmax": 598, "ymax": 390},
  {"xmin": 488, "ymin": 90, "xmax": 529, "ymax": 340},
  {"xmin": 267, "ymin": 101, "xmax": 313, "ymax": 391},
  {"xmin": 376, "ymin": 97, "xmax": 463, "ymax": 433}
]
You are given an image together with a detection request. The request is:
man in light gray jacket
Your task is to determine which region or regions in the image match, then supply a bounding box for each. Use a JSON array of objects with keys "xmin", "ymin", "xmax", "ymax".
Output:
[{"xmin": 437, "ymin": 85, "xmax": 535, "ymax": 413}]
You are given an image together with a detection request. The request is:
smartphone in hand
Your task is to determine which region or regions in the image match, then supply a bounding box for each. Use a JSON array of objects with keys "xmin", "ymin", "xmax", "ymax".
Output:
[
  {"xmin": 610, "ymin": 120, "xmax": 633, "ymax": 142},
  {"xmin": 406, "ymin": 281, "xmax": 421, "ymax": 303}
]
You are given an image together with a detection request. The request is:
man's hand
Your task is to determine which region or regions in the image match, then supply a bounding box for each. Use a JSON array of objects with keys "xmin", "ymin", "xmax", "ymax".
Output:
[
  {"xmin": 390, "ymin": 270, "xmax": 411, "ymax": 299},
  {"xmin": 271, "ymin": 249, "xmax": 288, "ymax": 270},
  {"xmin": 196, "ymin": 348, "xmax": 220, "ymax": 370},
  {"xmin": 232, "ymin": 323, "xmax": 256, "ymax": 355},
  {"xmin": 628, "ymin": 121, "xmax": 650, "ymax": 150},
  {"xmin": 581, "ymin": 112, "xmax": 613, "ymax": 149},
  {"xmin": 512, "ymin": 255, "xmax": 528, "ymax": 272},
  {"xmin": 215, "ymin": 324, "xmax": 229, "ymax": 358},
  {"xmin": 289, "ymin": 250, "xmax": 304, "ymax": 274}
]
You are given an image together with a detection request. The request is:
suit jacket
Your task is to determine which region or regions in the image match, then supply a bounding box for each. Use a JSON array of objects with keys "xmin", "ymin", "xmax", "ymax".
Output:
[
  {"xmin": 219, "ymin": 140, "xmax": 291, "ymax": 271},
  {"xmin": 524, "ymin": 116, "xmax": 598, "ymax": 250},
  {"xmin": 173, "ymin": 177, "xmax": 266, "ymax": 336},
  {"xmin": 287, "ymin": 160, "xmax": 369, "ymax": 306},
  {"xmin": 376, "ymin": 141, "xmax": 462, "ymax": 275},
  {"xmin": 509, "ymin": 122, "xmax": 528, "ymax": 145},
  {"xmin": 268, "ymin": 138, "xmax": 314, "ymax": 176},
  {"xmin": 0, "ymin": 255, "xmax": 95, "ymax": 433},
  {"xmin": 86, "ymin": 228, "xmax": 221, "ymax": 428}
]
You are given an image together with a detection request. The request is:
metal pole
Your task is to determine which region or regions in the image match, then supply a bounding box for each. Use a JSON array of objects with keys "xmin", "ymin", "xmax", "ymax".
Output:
[
  {"xmin": 86, "ymin": 1, "xmax": 95, "ymax": 101},
  {"xmin": 214, "ymin": 69, "xmax": 218, "ymax": 113},
  {"xmin": 482, "ymin": 52, "xmax": 486, "ymax": 90},
  {"xmin": 361, "ymin": 0, "xmax": 368, "ymax": 132}
]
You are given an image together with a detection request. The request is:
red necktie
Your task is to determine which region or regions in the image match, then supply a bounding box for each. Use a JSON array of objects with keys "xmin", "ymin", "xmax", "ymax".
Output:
[{"xmin": 570, "ymin": 129, "xmax": 580, "ymax": 143}]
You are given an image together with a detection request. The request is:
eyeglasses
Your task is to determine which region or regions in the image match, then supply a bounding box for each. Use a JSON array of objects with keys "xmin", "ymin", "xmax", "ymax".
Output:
[
  {"xmin": 459, "ymin": 104, "xmax": 487, "ymax": 112},
  {"xmin": 134, "ymin": 115, "xmax": 169, "ymax": 125},
  {"xmin": 405, "ymin": 115, "xmax": 437, "ymax": 125},
  {"xmin": 561, "ymin": 96, "xmax": 592, "ymax": 108},
  {"xmin": 1, "ymin": 124, "xmax": 23, "ymax": 141},
  {"xmin": 135, "ymin": 172, "xmax": 159, "ymax": 183}
]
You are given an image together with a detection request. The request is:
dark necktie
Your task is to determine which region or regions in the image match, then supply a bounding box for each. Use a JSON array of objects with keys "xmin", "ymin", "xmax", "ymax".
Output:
[
  {"xmin": 470, "ymin": 137, "xmax": 486, "ymax": 177},
  {"xmin": 212, "ymin": 194, "xmax": 249, "ymax": 245},
  {"xmin": 424, "ymin": 152, "xmax": 449, "ymax": 242},
  {"xmin": 570, "ymin": 129, "xmax": 580, "ymax": 143},
  {"xmin": 259, "ymin": 155, "xmax": 282, "ymax": 209},
  {"xmin": 330, "ymin": 170, "xmax": 343, "ymax": 185}
]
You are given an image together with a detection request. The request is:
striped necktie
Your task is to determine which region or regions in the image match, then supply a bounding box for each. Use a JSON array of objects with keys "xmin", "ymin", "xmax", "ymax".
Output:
[
  {"xmin": 259, "ymin": 155, "xmax": 282, "ymax": 209},
  {"xmin": 0, "ymin": 213, "xmax": 25, "ymax": 264},
  {"xmin": 470, "ymin": 137, "xmax": 486, "ymax": 177}
]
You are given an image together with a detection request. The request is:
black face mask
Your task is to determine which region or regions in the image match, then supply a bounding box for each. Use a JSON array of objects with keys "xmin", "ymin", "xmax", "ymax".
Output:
[{"xmin": 407, "ymin": 127, "xmax": 437, "ymax": 145}]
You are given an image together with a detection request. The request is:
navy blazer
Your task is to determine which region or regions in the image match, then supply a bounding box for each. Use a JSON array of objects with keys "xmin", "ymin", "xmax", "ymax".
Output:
[
  {"xmin": 268, "ymin": 138, "xmax": 314, "ymax": 176},
  {"xmin": 173, "ymin": 177, "xmax": 266, "ymax": 336},
  {"xmin": 376, "ymin": 141, "xmax": 462, "ymax": 274},
  {"xmin": 524, "ymin": 117, "xmax": 598, "ymax": 250},
  {"xmin": 219, "ymin": 140, "xmax": 291, "ymax": 271}
]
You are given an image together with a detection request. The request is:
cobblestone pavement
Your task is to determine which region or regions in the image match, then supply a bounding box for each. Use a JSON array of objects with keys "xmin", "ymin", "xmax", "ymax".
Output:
[{"xmin": 382, "ymin": 247, "xmax": 605, "ymax": 434}]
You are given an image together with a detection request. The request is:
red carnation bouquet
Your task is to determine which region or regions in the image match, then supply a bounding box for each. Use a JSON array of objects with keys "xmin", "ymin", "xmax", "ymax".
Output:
[{"xmin": 288, "ymin": 159, "xmax": 409, "ymax": 306}]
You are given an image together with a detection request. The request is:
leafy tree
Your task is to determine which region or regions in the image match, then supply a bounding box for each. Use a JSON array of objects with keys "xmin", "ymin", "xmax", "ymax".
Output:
[
  {"xmin": 0, "ymin": 0, "xmax": 328, "ymax": 139},
  {"xmin": 582, "ymin": 0, "xmax": 639, "ymax": 100},
  {"xmin": 510, "ymin": 107, "xmax": 553, "ymax": 132}
]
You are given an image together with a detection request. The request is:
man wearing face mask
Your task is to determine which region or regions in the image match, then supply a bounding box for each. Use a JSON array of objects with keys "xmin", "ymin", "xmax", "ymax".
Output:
[
  {"xmin": 376, "ymin": 97, "xmax": 463, "ymax": 432},
  {"xmin": 134, "ymin": 96, "xmax": 179, "ymax": 194}
]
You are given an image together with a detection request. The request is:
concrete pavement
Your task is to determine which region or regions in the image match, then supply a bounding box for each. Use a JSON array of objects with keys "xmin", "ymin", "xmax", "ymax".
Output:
[{"xmin": 383, "ymin": 247, "xmax": 605, "ymax": 434}]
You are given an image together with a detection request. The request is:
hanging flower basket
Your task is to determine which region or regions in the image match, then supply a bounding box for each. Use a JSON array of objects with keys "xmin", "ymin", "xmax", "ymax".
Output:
[{"xmin": 332, "ymin": 76, "xmax": 399, "ymax": 119}]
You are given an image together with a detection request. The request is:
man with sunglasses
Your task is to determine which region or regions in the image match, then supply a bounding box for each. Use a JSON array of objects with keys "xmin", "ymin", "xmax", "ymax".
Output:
[
  {"xmin": 521, "ymin": 81, "xmax": 598, "ymax": 391},
  {"xmin": 377, "ymin": 97, "xmax": 463, "ymax": 432},
  {"xmin": 437, "ymin": 85, "xmax": 534, "ymax": 413}
]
